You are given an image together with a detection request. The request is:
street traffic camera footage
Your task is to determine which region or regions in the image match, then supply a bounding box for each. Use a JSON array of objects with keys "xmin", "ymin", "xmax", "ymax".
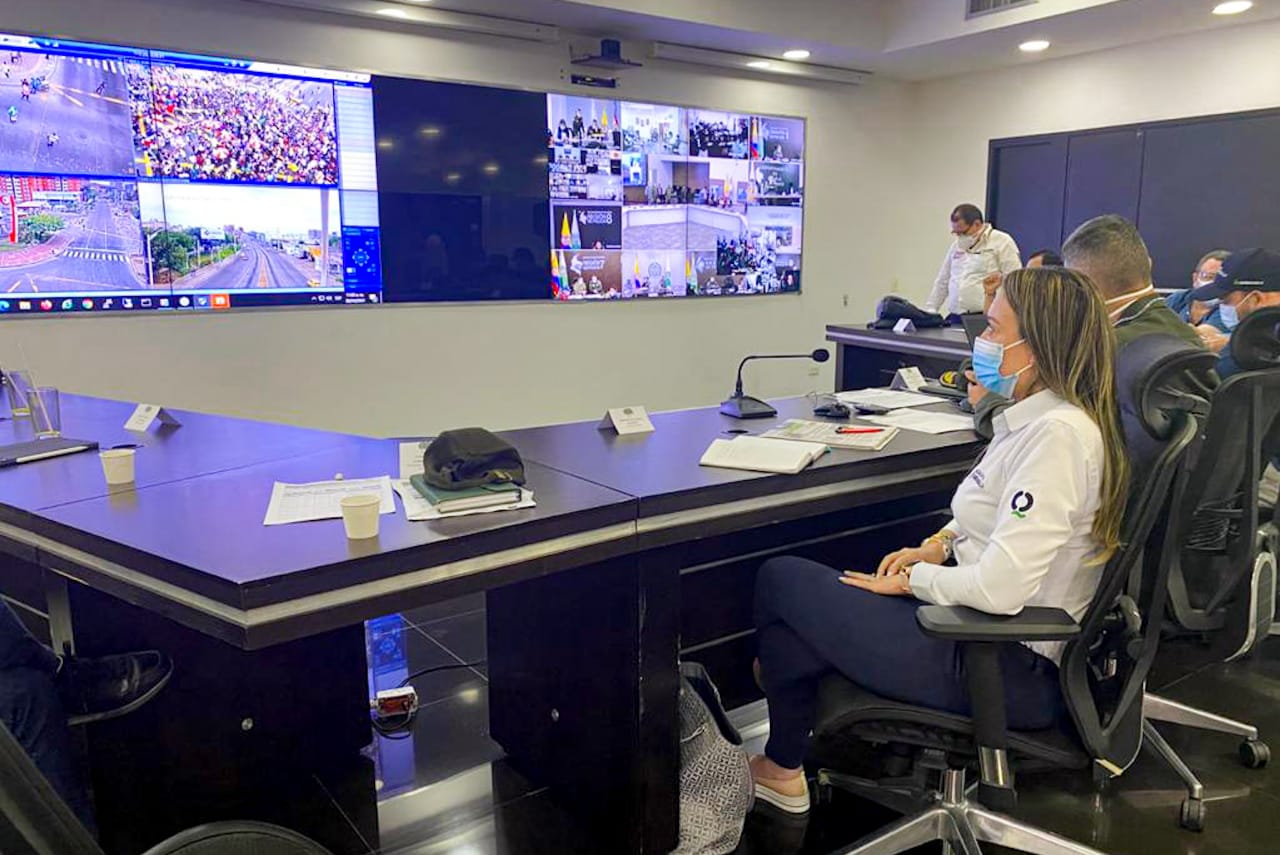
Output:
[{"xmin": 0, "ymin": 32, "xmax": 382, "ymax": 316}]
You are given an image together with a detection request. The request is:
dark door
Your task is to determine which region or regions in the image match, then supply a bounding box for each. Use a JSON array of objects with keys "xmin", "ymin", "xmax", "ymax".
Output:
[
  {"xmin": 987, "ymin": 137, "xmax": 1067, "ymax": 263},
  {"xmin": 1062, "ymin": 129, "xmax": 1144, "ymax": 241},
  {"xmin": 1139, "ymin": 112, "xmax": 1280, "ymax": 287}
]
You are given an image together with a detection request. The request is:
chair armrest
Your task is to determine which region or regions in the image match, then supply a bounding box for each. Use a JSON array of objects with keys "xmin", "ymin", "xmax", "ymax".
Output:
[{"xmin": 916, "ymin": 605, "xmax": 1081, "ymax": 642}]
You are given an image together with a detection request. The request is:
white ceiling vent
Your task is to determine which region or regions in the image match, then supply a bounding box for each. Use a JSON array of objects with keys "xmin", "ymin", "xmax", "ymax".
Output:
[{"xmin": 967, "ymin": 0, "xmax": 1038, "ymax": 18}]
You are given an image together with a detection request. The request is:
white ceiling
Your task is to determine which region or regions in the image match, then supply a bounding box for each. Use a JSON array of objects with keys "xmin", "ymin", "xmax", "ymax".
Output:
[{"xmin": 264, "ymin": 0, "xmax": 1280, "ymax": 81}]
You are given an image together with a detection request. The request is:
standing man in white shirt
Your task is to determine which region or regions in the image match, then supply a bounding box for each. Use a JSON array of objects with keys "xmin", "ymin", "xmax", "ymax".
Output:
[{"xmin": 924, "ymin": 204, "xmax": 1022, "ymax": 319}]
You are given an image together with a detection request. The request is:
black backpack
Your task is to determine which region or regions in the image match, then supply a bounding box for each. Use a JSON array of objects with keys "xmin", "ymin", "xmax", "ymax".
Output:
[
  {"xmin": 422, "ymin": 428, "xmax": 526, "ymax": 490},
  {"xmin": 870, "ymin": 295, "xmax": 945, "ymax": 330}
]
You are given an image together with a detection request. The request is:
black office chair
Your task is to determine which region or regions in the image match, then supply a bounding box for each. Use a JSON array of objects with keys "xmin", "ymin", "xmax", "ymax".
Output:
[
  {"xmin": 807, "ymin": 340, "xmax": 1205, "ymax": 855},
  {"xmin": 1143, "ymin": 306, "xmax": 1280, "ymax": 829},
  {"xmin": 0, "ymin": 721, "xmax": 333, "ymax": 855}
]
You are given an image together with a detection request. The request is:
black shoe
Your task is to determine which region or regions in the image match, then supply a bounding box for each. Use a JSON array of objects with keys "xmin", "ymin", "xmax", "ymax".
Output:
[{"xmin": 57, "ymin": 650, "xmax": 173, "ymax": 727}]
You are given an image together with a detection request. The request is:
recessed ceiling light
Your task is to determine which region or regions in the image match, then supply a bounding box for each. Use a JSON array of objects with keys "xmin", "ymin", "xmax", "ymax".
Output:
[
  {"xmin": 482, "ymin": 163, "xmax": 501, "ymax": 175},
  {"xmin": 376, "ymin": 7, "xmax": 410, "ymax": 18},
  {"xmin": 1019, "ymin": 39, "xmax": 1051, "ymax": 53},
  {"xmin": 747, "ymin": 60, "xmax": 773, "ymax": 69},
  {"xmin": 782, "ymin": 49, "xmax": 811, "ymax": 61},
  {"xmin": 376, "ymin": 138, "xmax": 394, "ymax": 148},
  {"xmin": 1213, "ymin": 1, "xmax": 1253, "ymax": 14},
  {"xmin": 419, "ymin": 126, "xmax": 442, "ymax": 137}
]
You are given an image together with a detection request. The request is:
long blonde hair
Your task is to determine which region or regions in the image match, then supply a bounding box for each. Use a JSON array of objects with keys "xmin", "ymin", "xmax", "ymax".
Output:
[{"xmin": 1001, "ymin": 267, "xmax": 1129, "ymax": 561}]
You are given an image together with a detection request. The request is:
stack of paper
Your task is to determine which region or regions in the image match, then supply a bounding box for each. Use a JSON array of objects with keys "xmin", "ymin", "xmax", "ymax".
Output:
[
  {"xmin": 263, "ymin": 476, "xmax": 396, "ymax": 526},
  {"xmin": 700, "ymin": 435, "xmax": 827, "ymax": 475},
  {"xmin": 835, "ymin": 388, "xmax": 940, "ymax": 410},
  {"xmin": 394, "ymin": 480, "xmax": 536, "ymax": 521},
  {"xmin": 760, "ymin": 419, "xmax": 899, "ymax": 452},
  {"xmin": 860, "ymin": 410, "xmax": 975, "ymax": 435}
]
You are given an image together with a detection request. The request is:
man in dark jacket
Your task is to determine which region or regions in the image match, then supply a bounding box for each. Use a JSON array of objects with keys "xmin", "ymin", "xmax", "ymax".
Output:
[{"xmin": 969, "ymin": 216, "xmax": 1208, "ymax": 473}]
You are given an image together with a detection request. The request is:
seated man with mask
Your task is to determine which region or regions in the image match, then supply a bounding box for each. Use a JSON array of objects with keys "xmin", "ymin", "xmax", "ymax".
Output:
[
  {"xmin": 969, "ymin": 215, "xmax": 1205, "ymax": 451},
  {"xmin": 1186, "ymin": 248, "xmax": 1280, "ymax": 379},
  {"xmin": 1166, "ymin": 249, "xmax": 1231, "ymax": 340}
]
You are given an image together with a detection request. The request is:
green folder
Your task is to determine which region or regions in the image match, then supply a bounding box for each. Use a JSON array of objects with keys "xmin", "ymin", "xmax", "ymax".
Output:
[{"xmin": 410, "ymin": 474, "xmax": 522, "ymax": 511}]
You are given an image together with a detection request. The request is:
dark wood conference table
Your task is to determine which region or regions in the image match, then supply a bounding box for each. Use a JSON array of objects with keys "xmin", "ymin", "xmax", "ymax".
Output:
[
  {"xmin": 826, "ymin": 323, "xmax": 972, "ymax": 390},
  {"xmin": 0, "ymin": 393, "xmax": 982, "ymax": 855}
]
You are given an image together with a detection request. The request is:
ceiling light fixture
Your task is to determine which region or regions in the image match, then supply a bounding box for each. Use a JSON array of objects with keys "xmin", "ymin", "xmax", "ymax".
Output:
[
  {"xmin": 746, "ymin": 60, "xmax": 773, "ymax": 69},
  {"xmin": 376, "ymin": 7, "xmax": 410, "ymax": 17},
  {"xmin": 1213, "ymin": 1, "xmax": 1253, "ymax": 14},
  {"xmin": 782, "ymin": 49, "xmax": 811, "ymax": 61},
  {"xmin": 1019, "ymin": 39, "xmax": 1051, "ymax": 53}
]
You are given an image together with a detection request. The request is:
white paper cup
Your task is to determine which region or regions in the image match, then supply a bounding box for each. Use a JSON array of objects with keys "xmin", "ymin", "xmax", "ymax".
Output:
[
  {"xmin": 340, "ymin": 494, "xmax": 381, "ymax": 540},
  {"xmin": 100, "ymin": 449, "xmax": 136, "ymax": 485}
]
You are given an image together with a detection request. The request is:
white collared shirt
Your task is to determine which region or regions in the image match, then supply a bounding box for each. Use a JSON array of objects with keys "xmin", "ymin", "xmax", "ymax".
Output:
[
  {"xmin": 924, "ymin": 225, "xmax": 1022, "ymax": 315},
  {"xmin": 909, "ymin": 390, "xmax": 1106, "ymax": 662}
]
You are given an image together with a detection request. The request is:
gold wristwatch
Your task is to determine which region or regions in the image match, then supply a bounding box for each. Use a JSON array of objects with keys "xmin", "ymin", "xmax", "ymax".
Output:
[{"xmin": 922, "ymin": 530, "xmax": 956, "ymax": 562}]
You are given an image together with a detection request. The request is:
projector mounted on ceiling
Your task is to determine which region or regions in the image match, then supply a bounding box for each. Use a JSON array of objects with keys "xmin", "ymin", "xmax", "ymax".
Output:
[{"xmin": 571, "ymin": 39, "xmax": 643, "ymax": 70}]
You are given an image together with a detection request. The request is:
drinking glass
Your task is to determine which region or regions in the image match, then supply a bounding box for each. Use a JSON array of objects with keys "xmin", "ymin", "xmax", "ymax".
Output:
[{"xmin": 27, "ymin": 387, "xmax": 61, "ymax": 437}]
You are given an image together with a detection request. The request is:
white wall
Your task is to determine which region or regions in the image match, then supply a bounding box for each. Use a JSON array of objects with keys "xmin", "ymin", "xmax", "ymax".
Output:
[
  {"xmin": 896, "ymin": 17, "xmax": 1280, "ymax": 301},
  {"xmin": 2, "ymin": 0, "xmax": 914, "ymax": 436}
]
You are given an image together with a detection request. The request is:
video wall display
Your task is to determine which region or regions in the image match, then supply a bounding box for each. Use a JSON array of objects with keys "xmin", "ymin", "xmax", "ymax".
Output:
[
  {"xmin": 0, "ymin": 29, "xmax": 804, "ymax": 316},
  {"xmin": 547, "ymin": 95, "xmax": 805, "ymax": 301},
  {"xmin": 0, "ymin": 32, "xmax": 380, "ymax": 316}
]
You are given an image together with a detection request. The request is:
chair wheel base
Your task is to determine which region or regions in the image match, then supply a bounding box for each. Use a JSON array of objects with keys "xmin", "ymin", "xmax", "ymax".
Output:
[
  {"xmin": 1180, "ymin": 798, "xmax": 1206, "ymax": 832},
  {"xmin": 1240, "ymin": 739, "xmax": 1271, "ymax": 769}
]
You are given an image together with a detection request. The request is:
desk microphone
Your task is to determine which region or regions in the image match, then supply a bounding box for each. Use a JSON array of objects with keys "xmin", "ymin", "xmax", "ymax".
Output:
[{"xmin": 721, "ymin": 349, "xmax": 830, "ymax": 419}]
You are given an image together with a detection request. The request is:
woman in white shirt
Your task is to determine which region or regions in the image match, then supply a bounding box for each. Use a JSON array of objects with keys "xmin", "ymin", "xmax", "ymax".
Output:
[{"xmin": 750, "ymin": 266, "xmax": 1130, "ymax": 814}]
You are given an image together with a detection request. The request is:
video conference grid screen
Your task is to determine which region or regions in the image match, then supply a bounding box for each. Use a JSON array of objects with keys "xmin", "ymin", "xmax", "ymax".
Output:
[
  {"xmin": 0, "ymin": 28, "xmax": 805, "ymax": 316},
  {"xmin": 548, "ymin": 95, "xmax": 804, "ymax": 300},
  {"xmin": 0, "ymin": 32, "xmax": 381, "ymax": 317}
]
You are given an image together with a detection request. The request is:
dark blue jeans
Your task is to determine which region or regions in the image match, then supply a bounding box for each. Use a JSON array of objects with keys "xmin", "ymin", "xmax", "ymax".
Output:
[
  {"xmin": 0, "ymin": 600, "xmax": 96, "ymax": 834},
  {"xmin": 754, "ymin": 556, "xmax": 1066, "ymax": 769}
]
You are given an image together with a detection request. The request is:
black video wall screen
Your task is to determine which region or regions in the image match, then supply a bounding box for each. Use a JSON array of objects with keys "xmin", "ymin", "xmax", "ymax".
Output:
[{"xmin": 0, "ymin": 29, "xmax": 804, "ymax": 318}]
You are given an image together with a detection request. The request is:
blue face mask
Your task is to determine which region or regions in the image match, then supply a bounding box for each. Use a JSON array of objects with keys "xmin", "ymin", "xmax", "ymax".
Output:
[
  {"xmin": 972, "ymin": 337, "xmax": 1031, "ymax": 399},
  {"xmin": 1220, "ymin": 302, "xmax": 1240, "ymax": 331}
]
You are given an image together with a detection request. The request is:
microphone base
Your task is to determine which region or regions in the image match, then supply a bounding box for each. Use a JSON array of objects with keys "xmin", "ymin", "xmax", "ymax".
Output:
[{"xmin": 719, "ymin": 395, "xmax": 778, "ymax": 419}]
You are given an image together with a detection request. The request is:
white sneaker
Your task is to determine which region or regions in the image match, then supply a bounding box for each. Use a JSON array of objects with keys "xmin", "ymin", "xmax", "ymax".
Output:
[{"xmin": 753, "ymin": 776, "xmax": 811, "ymax": 815}]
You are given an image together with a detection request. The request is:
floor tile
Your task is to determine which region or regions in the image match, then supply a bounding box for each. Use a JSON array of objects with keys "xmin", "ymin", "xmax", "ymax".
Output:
[
  {"xmin": 368, "ymin": 614, "xmax": 485, "ymax": 706},
  {"xmin": 373, "ymin": 684, "xmax": 502, "ymax": 799},
  {"xmin": 420, "ymin": 608, "xmax": 487, "ymax": 667},
  {"xmin": 402, "ymin": 593, "xmax": 485, "ymax": 630},
  {"xmin": 368, "ymin": 633, "xmax": 1280, "ymax": 855}
]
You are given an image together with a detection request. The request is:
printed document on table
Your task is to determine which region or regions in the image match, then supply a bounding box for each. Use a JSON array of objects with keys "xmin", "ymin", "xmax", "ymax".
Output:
[
  {"xmin": 263, "ymin": 476, "xmax": 396, "ymax": 525},
  {"xmin": 835, "ymin": 388, "xmax": 940, "ymax": 409},
  {"xmin": 392, "ymin": 480, "xmax": 536, "ymax": 521},
  {"xmin": 760, "ymin": 419, "xmax": 899, "ymax": 451},
  {"xmin": 860, "ymin": 410, "xmax": 976, "ymax": 435},
  {"xmin": 399, "ymin": 440, "xmax": 429, "ymax": 480}
]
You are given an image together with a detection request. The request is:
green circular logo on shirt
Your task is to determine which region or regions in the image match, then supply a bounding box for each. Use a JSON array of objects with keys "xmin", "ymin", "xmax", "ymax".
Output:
[{"xmin": 1011, "ymin": 491, "xmax": 1035, "ymax": 519}]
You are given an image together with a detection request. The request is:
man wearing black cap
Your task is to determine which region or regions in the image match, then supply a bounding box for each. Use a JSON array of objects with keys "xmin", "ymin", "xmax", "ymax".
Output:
[{"xmin": 1188, "ymin": 248, "xmax": 1280, "ymax": 379}]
